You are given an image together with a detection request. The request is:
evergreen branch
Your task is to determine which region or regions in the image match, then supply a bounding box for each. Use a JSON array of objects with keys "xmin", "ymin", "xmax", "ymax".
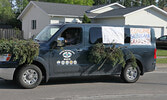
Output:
[{"xmin": 98, "ymin": 58, "xmax": 107, "ymax": 70}]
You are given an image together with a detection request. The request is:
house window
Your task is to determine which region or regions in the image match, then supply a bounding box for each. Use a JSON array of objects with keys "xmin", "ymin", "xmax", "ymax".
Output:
[{"xmin": 31, "ymin": 20, "xmax": 36, "ymax": 30}]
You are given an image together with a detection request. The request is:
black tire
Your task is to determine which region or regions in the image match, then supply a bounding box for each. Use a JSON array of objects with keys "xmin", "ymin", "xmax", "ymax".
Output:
[
  {"xmin": 121, "ymin": 63, "xmax": 140, "ymax": 83},
  {"xmin": 15, "ymin": 64, "xmax": 42, "ymax": 89}
]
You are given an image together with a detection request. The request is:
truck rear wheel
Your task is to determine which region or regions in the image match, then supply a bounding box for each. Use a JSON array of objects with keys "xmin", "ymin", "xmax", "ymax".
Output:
[
  {"xmin": 121, "ymin": 63, "xmax": 140, "ymax": 83},
  {"xmin": 15, "ymin": 64, "xmax": 42, "ymax": 89}
]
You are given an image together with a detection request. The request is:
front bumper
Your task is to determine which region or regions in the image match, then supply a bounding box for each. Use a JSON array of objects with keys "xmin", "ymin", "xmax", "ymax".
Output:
[
  {"xmin": 0, "ymin": 68, "xmax": 16, "ymax": 80},
  {"xmin": 0, "ymin": 61, "xmax": 18, "ymax": 80}
]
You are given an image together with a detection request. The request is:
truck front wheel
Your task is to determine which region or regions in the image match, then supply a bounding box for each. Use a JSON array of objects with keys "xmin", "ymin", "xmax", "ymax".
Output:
[{"xmin": 15, "ymin": 64, "xmax": 42, "ymax": 89}]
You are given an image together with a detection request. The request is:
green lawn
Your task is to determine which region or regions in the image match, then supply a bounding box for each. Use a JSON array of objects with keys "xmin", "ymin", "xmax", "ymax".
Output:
[
  {"xmin": 157, "ymin": 58, "xmax": 167, "ymax": 64},
  {"xmin": 156, "ymin": 49, "xmax": 167, "ymax": 64},
  {"xmin": 157, "ymin": 49, "xmax": 167, "ymax": 56}
]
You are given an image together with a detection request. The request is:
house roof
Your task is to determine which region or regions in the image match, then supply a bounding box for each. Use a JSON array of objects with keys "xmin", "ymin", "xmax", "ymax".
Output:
[
  {"xmin": 18, "ymin": 1, "xmax": 167, "ymax": 20},
  {"xmin": 87, "ymin": 3, "xmax": 125, "ymax": 12},
  {"xmin": 18, "ymin": 1, "xmax": 125, "ymax": 20},
  {"xmin": 95, "ymin": 6, "xmax": 146, "ymax": 18},
  {"xmin": 33, "ymin": 1, "xmax": 92, "ymax": 17},
  {"xmin": 95, "ymin": 5, "xmax": 167, "ymax": 18},
  {"xmin": 18, "ymin": 1, "xmax": 92, "ymax": 19}
]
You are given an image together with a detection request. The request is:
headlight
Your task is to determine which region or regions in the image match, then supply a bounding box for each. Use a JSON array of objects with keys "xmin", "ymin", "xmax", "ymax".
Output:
[{"xmin": 0, "ymin": 54, "xmax": 12, "ymax": 61}]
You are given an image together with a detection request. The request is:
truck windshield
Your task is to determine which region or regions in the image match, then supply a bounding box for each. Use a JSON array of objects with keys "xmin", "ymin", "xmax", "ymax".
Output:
[{"xmin": 35, "ymin": 25, "xmax": 60, "ymax": 42}]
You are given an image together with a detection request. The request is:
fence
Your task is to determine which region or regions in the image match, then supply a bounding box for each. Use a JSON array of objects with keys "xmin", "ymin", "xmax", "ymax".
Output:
[{"xmin": 0, "ymin": 29, "xmax": 23, "ymax": 39}]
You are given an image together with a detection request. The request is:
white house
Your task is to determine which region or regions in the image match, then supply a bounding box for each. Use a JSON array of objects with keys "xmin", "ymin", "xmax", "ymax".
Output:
[
  {"xmin": 18, "ymin": 1, "xmax": 167, "ymax": 39},
  {"xmin": 17, "ymin": 1, "xmax": 125, "ymax": 39},
  {"xmin": 90, "ymin": 5, "xmax": 167, "ymax": 38}
]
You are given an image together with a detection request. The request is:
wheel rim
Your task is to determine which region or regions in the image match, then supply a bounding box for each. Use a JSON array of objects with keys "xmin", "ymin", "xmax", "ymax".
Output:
[
  {"xmin": 126, "ymin": 67, "xmax": 138, "ymax": 81},
  {"xmin": 22, "ymin": 69, "xmax": 38, "ymax": 85}
]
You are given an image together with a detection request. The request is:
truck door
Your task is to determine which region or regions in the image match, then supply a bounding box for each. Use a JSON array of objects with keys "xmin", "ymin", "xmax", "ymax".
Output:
[{"xmin": 50, "ymin": 27, "xmax": 87, "ymax": 76}]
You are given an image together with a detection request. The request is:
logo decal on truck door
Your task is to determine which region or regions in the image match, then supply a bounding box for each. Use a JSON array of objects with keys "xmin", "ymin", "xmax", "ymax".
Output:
[
  {"xmin": 57, "ymin": 50, "xmax": 77, "ymax": 65},
  {"xmin": 63, "ymin": 52, "xmax": 72, "ymax": 59}
]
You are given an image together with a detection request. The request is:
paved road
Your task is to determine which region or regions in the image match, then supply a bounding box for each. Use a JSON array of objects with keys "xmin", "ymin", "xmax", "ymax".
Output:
[{"xmin": 0, "ymin": 67, "xmax": 167, "ymax": 100}]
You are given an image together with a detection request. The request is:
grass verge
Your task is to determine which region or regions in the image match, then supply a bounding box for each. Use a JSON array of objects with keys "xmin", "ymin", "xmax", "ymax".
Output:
[
  {"xmin": 157, "ymin": 49, "xmax": 167, "ymax": 56},
  {"xmin": 157, "ymin": 58, "xmax": 167, "ymax": 64}
]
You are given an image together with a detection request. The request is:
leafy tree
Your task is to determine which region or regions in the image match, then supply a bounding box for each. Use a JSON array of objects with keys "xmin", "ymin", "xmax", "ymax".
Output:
[
  {"xmin": 93, "ymin": 0, "xmax": 106, "ymax": 5},
  {"xmin": 0, "ymin": 0, "xmax": 14, "ymax": 24},
  {"xmin": 141, "ymin": 0, "xmax": 150, "ymax": 6},
  {"xmin": 158, "ymin": 0, "xmax": 167, "ymax": 8},
  {"xmin": 124, "ymin": 0, "xmax": 132, "ymax": 7},
  {"xmin": 34, "ymin": 0, "xmax": 94, "ymax": 6},
  {"xmin": 106, "ymin": 0, "xmax": 119, "ymax": 4},
  {"xmin": 82, "ymin": 0, "xmax": 94, "ymax": 6},
  {"xmin": 149, "ymin": 0, "xmax": 156, "ymax": 5},
  {"xmin": 133, "ymin": 0, "xmax": 141, "ymax": 6},
  {"xmin": 82, "ymin": 14, "xmax": 91, "ymax": 23},
  {"xmin": 15, "ymin": 0, "xmax": 29, "ymax": 13},
  {"xmin": 120, "ymin": 0, "xmax": 157, "ymax": 7},
  {"xmin": 93, "ymin": 0, "xmax": 119, "ymax": 5},
  {"xmin": 9, "ymin": 12, "xmax": 22, "ymax": 29}
]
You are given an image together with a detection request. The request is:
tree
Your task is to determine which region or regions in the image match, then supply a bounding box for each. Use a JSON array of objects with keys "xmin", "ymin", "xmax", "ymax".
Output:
[
  {"xmin": 93, "ymin": 0, "xmax": 120, "ymax": 5},
  {"xmin": 82, "ymin": 14, "xmax": 91, "ymax": 23},
  {"xmin": 93, "ymin": 0, "xmax": 106, "ymax": 5},
  {"xmin": 133, "ymin": 0, "xmax": 141, "ymax": 6},
  {"xmin": 124, "ymin": 0, "xmax": 132, "ymax": 7},
  {"xmin": 107, "ymin": 0, "xmax": 119, "ymax": 3},
  {"xmin": 15, "ymin": 0, "xmax": 29, "ymax": 13},
  {"xmin": 82, "ymin": 0, "xmax": 95, "ymax": 6},
  {"xmin": 141, "ymin": 0, "xmax": 150, "ymax": 6},
  {"xmin": 149, "ymin": 0, "xmax": 156, "ymax": 5},
  {"xmin": 0, "ymin": 0, "xmax": 14, "ymax": 24},
  {"xmin": 35, "ymin": 0, "xmax": 94, "ymax": 6},
  {"xmin": 158, "ymin": 0, "xmax": 167, "ymax": 8},
  {"xmin": 120, "ymin": 0, "xmax": 157, "ymax": 7}
]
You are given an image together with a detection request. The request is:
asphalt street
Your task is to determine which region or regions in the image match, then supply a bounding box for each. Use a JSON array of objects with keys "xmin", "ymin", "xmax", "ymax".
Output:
[{"xmin": 0, "ymin": 66, "xmax": 167, "ymax": 100}]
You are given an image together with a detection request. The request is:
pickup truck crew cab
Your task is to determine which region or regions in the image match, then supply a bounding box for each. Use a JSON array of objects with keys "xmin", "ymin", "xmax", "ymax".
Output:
[{"xmin": 0, "ymin": 24, "xmax": 156, "ymax": 89}]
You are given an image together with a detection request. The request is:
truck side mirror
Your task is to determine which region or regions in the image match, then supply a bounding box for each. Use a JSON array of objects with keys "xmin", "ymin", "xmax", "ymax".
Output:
[{"xmin": 57, "ymin": 37, "xmax": 65, "ymax": 47}]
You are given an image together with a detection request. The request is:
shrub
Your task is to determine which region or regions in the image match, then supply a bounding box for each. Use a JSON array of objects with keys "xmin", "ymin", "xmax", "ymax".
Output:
[{"xmin": 82, "ymin": 14, "xmax": 91, "ymax": 23}]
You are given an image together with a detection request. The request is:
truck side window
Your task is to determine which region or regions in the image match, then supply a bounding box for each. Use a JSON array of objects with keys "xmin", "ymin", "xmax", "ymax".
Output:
[
  {"xmin": 125, "ymin": 28, "xmax": 130, "ymax": 43},
  {"xmin": 89, "ymin": 27, "xmax": 102, "ymax": 44},
  {"xmin": 61, "ymin": 27, "xmax": 82, "ymax": 46}
]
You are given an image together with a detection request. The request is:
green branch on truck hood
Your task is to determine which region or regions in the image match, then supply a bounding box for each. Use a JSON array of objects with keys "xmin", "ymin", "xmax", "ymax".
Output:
[{"xmin": 0, "ymin": 39, "xmax": 39, "ymax": 65}]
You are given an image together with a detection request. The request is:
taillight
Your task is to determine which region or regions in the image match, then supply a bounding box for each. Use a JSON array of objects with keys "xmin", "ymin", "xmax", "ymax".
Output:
[
  {"xmin": 154, "ymin": 48, "xmax": 157, "ymax": 59},
  {"xmin": 0, "ymin": 54, "xmax": 12, "ymax": 62}
]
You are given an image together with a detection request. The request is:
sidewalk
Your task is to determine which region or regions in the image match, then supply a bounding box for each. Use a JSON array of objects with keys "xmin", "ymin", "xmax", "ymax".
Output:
[
  {"xmin": 156, "ymin": 56, "xmax": 167, "ymax": 68},
  {"xmin": 157, "ymin": 56, "xmax": 167, "ymax": 59},
  {"xmin": 156, "ymin": 63, "xmax": 167, "ymax": 68}
]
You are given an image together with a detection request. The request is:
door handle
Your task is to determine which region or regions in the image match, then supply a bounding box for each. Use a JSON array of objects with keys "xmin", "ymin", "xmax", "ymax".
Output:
[{"xmin": 76, "ymin": 49, "xmax": 83, "ymax": 52}]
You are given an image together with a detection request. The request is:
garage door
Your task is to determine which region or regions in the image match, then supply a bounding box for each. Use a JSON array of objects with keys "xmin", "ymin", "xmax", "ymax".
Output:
[{"xmin": 153, "ymin": 27, "xmax": 163, "ymax": 38}]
